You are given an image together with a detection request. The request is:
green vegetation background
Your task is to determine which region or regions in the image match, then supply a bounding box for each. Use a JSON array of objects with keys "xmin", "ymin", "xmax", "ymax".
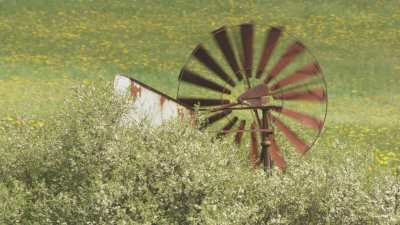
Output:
[
  {"xmin": 0, "ymin": 1, "xmax": 399, "ymax": 223},
  {"xmin": 0, "ymin": 0, "xmax": 399, "ymax": 168}
]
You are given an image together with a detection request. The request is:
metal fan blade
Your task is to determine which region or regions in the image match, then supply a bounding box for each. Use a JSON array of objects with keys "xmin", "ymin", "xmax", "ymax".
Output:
[
  {"xmin": 273, "ymin": 88, "xmax": 326, "ymax": 102},
  {"xmin": 250, "ymin": 121, "xmax": 259, "ymax": 168},
  {"xmin": 200, "ymin": 110, "xmax": 232, "ymax": 130},
  {"xmin": 265, "ymin": 41, "xmax": 305, "ymax": 84},
  {"xmin": 193, "ymin": 44, "xmax": 236, "ymax": 87},
  {"xmin": 271, "ymin": 63, "xmax": 321, "ymax": 91},
  {"xmin": 256, "ymin": 27, "xmax": 282, "ymax": 79},
  {"xmin": 269, "ymin": 136, "xmax": 287, "ymax": 170},
  {"xmin": 235, "ymin": 120, "xmax": 246, "ymax": 145},
  {"xmin": 216, "ymin": 116, "xmax": 238, "ymax": 138},
  {"xmin": 238, "ymin": 83, "xmax": 268, "ymax": 101},
  {"xmin": 271, "ymin": 106, "xmax": 323, "ymax": 131},
  {"xmin": 180, "ymin": 69, "xmax": 231, "ymax": 94},
  {"xmin": 240, "ymin": 23, "xmax": 254, "ymax": 78},
  {"xmin": 212, "ymin": 26, "xmax": 243, "ymax": 81},
  {"xmin": 177, "ymin": 97, "xmax": 230, "ymax": 107},
  {"xmin": 271, "ymin": 115, "xmax": 309, "ymax": 154}
]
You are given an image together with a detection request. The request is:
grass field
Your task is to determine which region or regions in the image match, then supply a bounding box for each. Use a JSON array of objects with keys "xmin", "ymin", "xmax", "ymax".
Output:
[{"xmin": 0, "ymin": 0, "xmax": 399, "ymax": 170}]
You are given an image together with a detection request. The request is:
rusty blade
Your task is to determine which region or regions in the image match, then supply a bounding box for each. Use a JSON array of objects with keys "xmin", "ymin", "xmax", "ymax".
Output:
[
  {"xmin": 235, "ymin": 120, "xmax": 246, "ymax": 145},
  {"xmin": 177, "ymin": 97, "xmax": 230, "ymax": 107},
  {"xmin": 273, "ymin": 88, "xmax": 326, "ymax": 102},
  {"xmin": 200, "ymin": 110, "xmax": 232, "ymax": 130},
  {"xmin": 250, "ymin": 121, "xmax": 259, "ymax": 168},
  {"xmin": 271, "ymin": 106, "xmax": 323, "ymax": 131},
  {"xmin": 180, "ymin": 69, "xmax": 231, "ymax": 94},
  {"xmin": 265, "ymin": 41, "xmax": 305, "ymax": 84},
  {"xmin": 238, "ymin": 83, "xmax": 268, "ymax": 101},
  {"xmin": 271, "ymin": 63, "xmax": 321, "ymax": 91},
  {"xmin": 217, "ymin": 116, "xmax": 238, "ymax": 138},
  {"xmin": 271, "ymin": 115, "xmax": 309, "ymax": 154},
  {"xmin": 240, "ymin": 23, "xmax": 254, "ymax": 78},
  {"xmin": 269, "ymin": 136, "xmax": 287, "ymax": 170},
  {"xmin": 212, "ymin": 26, "xmax": 243, "ymax": 81},
  {"xmin": 193, "ymin": 44, "xmax": 236, "ymax": 87},
  {"xmin": 256, "ymin": 27, "xmax": 282, "ymax": 79}
]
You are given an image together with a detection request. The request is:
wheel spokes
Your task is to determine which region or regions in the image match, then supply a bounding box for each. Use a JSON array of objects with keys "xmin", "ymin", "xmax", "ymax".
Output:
[
  {"xmin": 270, "ymin": 62, "xmax": 321, "ymax": 91},
  {"xmin": 270, "ymin": 114, "xmax": 309, "ymax": 154},
  {"xmin": 271, "ymin": 106, "xmax": 323, "ymax": 131},
  {"xmin": 212, "ymin": 26, "xmax": 243, "ymax": 81},
  {"xmin": 269, "ymin": 136, "xmax": 287, "ymax": 170},
  {"xmin": 200, "ymin": 110, "xmax": 232, "ymax": 130},
  {"xmin": 256, "ymin": 27, "xmax": 282, "ymax": 79},
  {"xmin": 265, "ymin": 41, "xmax": 305, "ymax": 84},
  {"xmin": 180, "ymin": 69, "xmax": 231, "ymax": 94},
  {"xmin": 193, "ymin": 44, "xmax": 236, "ymax": 87},
  {"xmin": 240, "ymin": 23, "xmax": 254, "ymax": 78},
  {"xmin": 217, "ymin": 116, "xmax": 238, "ymax": 138},
  {"xmin": 272, "ymin": 88, "xmax": 326, "ymax": 102}
]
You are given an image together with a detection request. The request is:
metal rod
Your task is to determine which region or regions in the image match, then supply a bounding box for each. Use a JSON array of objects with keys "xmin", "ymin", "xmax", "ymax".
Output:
[
  {"xmin": 260, "ymin": 108, "xmax": 272, "ymax": 172},
  {"xmin": 204, "ymin": 105, "xmax": 277, "ymax": 112}
]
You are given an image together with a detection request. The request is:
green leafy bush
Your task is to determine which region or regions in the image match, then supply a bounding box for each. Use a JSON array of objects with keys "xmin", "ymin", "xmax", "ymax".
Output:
[{"xmin": 0, "ymin": 82, "xmax": 398, "ymax": 224}]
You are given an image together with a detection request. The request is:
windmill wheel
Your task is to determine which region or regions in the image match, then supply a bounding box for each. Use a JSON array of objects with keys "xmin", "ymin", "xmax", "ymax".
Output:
[{"xmin": 177, "ymin": 23, "xmax": 327, "ymax": 170}]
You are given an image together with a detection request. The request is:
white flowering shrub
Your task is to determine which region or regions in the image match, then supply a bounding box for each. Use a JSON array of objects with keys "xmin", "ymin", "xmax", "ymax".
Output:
[{"xmin": 0, "ymin": 82, "xmax": 398, "ymax": 224}]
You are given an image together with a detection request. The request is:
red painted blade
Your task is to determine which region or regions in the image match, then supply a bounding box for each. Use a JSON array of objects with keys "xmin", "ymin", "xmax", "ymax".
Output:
[
  {"xmin": 269, "ymin": 136, "xmax": 287, "ymax": 170},
  {"xmin": 250, "ymin": 121, "xmax": 259, "ymax": 168},
  {"xmin": 265, "ymin": 41, "xmax": 305, "ymax": 84},
  {"xmin": 193, "ymin": 44, "xmax": 236, "ymax": 87},
  {"xmin": 273, "ymin": 88, "xmax": 326, "ymax": 102},
  {"xmin": 271, "ymin": 115, "xmax": 309, "ymax": 154},
  {"xmin": 271, "ymin": 63, "xmax": 321, "ymax": 91},
  {"xmin": 235, "ymin": 120, "xmax": 246, "ymax": 145},
  {"xmin": 271, "ymin": 106, "xmax": 323, "ymax": 131},
  {"xmin": 180, "ymin": 69, "xmax": 231, "ymax": 94},
  {"xmin": 177, "ymin": 97, "xmax": 230, "ymax": 107},
  {"xmin": 240, "ymin": 23, "xmax": 254, "ymax": 78},
  {"xmin": 256, "ymin": 27, "xmax": 282, "ymax": 79},
  {"xmin": 212, "ymin": 26, "xmax": 243, "ymax": 81},
  {"xmin": 217, "ymin": 116, "xmax": 238, "ymax": 138},
  {"xmin": 238, "ymin": 83, "xmax": 268, "ymax": 101},
  {"xmin": 200, "ymin": 110, "xmax": 232, "ymax": 130}
]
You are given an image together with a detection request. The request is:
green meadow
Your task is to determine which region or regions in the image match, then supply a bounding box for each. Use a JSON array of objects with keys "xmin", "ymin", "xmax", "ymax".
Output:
[
  {"xmin": 0, "ymin": 0, "xmax": 399, "ymax": 223},
  {"xmin": 1, "ymin": 0, "xmax": 398, "ymax": 169}
]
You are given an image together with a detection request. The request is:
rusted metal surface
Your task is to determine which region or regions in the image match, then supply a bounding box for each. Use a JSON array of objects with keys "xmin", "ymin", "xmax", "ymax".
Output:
[
  {"xmin": 114, "ymin": 75, "xmax": 193, "ymax": 127},
  {"xmin": 193, "ymin": 44, "xmax": 236, "ymax": 87},
  {"xmin": 270, "ymin": 62, "xmax": 320, "ymax": 91},
  {"xmin": 264, "ymin": 41, "xmax": 305, "ymax": 84},
  {"xmin": 273, "ymin": 88, "xmax": 326, "ymax": 102},
  {"xmin": 180, "ymin": 69, "xmax": 231, "ymax": 94},
  {"xmin": 270, "ymin": 114, "xmax": 309, "ymax": 154},
  {"xmin": 212, "ymin": 26, "xmax": 243, "ymax": 81},
  {"xmin": 114, "ymin": 23, "xmax": 327, "ymax": 172},
  {"xmin": 250, "ymin": 122, "xmax": 259, "ymax": 168},
  {"xmin": 256, "ymin": 27, "xmax": 282, "ymax": 79},
  {"xmin": 177, "ymin": 23, "xmax": 328, "ymax": 171},
  {"xmin": 240, "ymin": 23, "xmax": 254, "ymax": 78}
]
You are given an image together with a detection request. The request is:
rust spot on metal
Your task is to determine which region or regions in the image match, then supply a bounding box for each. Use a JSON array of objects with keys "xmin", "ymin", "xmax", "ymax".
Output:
[
  {"xmin": 131, "ymin": 83, "xmax": 141, "ymax": 97},
  {"xmin": 160, "ymin": 96, "xmax": 166, "ymax": 108},
  {"xmin": 177, "ymin": 107, "xmax": 185, "ymax": 120},
  {"xmin": 189, "ymin": 110, "xmax": 196, "ymax": 126}
]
